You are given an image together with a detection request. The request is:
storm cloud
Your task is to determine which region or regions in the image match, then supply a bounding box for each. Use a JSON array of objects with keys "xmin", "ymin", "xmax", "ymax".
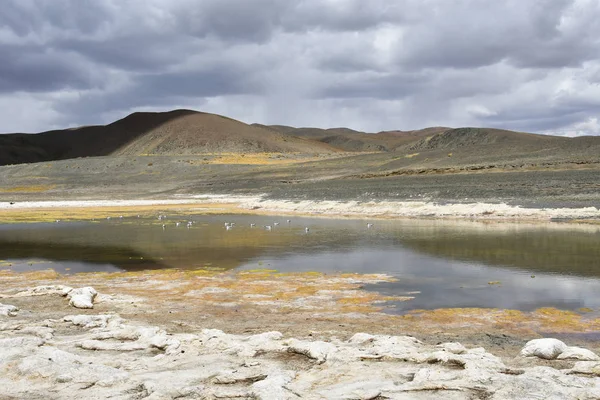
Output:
[{"xmin": 0, "ymin": 0, "xmax": 598, "ymax": 136}]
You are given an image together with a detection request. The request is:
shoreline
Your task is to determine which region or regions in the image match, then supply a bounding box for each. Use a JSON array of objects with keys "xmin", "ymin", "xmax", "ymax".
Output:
[{"xmin": 1, "ymin": 194, "xmax": 600, "ymax": 223}]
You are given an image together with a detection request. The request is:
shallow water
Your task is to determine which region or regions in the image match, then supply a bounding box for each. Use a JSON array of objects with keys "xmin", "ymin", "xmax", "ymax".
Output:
[{"xmin": 1, "ymin": 214, "xmax": 600, "ymax": 312}]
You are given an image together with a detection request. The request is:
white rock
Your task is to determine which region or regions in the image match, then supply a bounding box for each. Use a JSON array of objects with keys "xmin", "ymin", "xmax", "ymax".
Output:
[
  {"xmin": 521, "ymin": 338, "xmax": 568, "ymax": 360},
  {"xmin": 17, "ymin": 326, "xmax": 55, "ymax": 340},
  {"xmin": 348, "ymin": 333, "xmax": 375, "ymax": 344},
  {"xmin": 13, "ymin": 285, "xmax": 73, "ymax": 297},
  {"xmin": 64, "ymin": 314, "xmax": 118, "ymax": 328},
  {"xmin": 0, "ymin": 337, "xmax": 46, "ymax": 362},
  {"xmin": 285, "ymin": 338, "xmax": 338, "ymax": 364},
  {"xmin": 493, "ymin": 366, "xmax": 600, "ymax": 400},
  {"xmin": 0, "ymin": 303, "xmax": 19, "ymax": 317},
  {"xmin": 213, "ymin": 368, "xmax": 267, "ymax": 384},
  {"xmin": 437, "ymin": 342, "xmax": 468, "ymax": 354},
  {"xmin": 251, "ymin": 370, "xmax": 296, "ymax": 400},
  {"xmin": 16, "ymin": 347, "xmax": 129, "ymax": 387},
  {"xmin": 67, "ymin": 287, "xmax": 97, "ymax": 309},
  {"xmin": 570, "ymin": 361, "xmax": 600, "ymax": 376},
  {"xmin": 558, "ymin": 347, "xmax": 600, "ymax": 361},
  {"xmin": 0, "ymin": 336, "xmax": 45, "ymax": 347},
  {"xmin": 3, "ymin": 308, "xmax": 600, "ymax": 399}
]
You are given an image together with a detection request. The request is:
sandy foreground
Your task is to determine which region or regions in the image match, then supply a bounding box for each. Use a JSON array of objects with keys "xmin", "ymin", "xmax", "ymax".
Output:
[{"xmin": 2, "ymin": 198, "xmax": 600, "ymax": 398}]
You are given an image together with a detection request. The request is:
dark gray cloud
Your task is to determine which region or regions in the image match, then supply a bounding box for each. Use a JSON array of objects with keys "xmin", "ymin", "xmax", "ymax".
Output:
[
  {"xmin": 0, "ymin": 44, "xmax": 96, "ymax": 93},
  {"xmin": 0, "ymin": 0, "xmax": 598, "ymax": 136}
]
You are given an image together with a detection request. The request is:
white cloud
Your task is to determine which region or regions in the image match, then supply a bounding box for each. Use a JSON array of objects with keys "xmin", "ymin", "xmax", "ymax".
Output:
[
  {"xmin": 551, "ymin": 117, "xmax": 600, "ymax": 137},
  {"xmin": 466, "ymin": 105, "xmax": 497, "ymax": 118}
]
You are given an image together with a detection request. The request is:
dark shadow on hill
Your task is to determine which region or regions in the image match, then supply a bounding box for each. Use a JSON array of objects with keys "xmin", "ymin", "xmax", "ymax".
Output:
[{"xmin": 0, "ymin": 110, "xmax": 200, "ymax": 166}]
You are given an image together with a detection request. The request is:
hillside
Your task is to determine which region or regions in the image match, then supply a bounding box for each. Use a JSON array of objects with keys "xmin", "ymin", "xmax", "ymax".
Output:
[
  {"xmin": 253, "ymin": 124, "xmax": 387, "ymax": 152},
  {"xmin": 259, "ymin": 124, "xmax": 450, "ymax": 152},
  {"xmin": 2, "ymin": 110, "xmax": 600, "ymax": 170},
  {"xmin": 0, "ymin": 110, "xmax": 338, "ymax": 166},
  {"xmin": 406, "ymin": 127, "xmax": 564, "ymax": 151}
]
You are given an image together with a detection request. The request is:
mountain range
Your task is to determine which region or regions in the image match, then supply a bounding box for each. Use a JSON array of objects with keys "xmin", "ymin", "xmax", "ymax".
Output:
[{"xmin": 1, "ymin": 109, "xmax": 599, "ymax": 167}]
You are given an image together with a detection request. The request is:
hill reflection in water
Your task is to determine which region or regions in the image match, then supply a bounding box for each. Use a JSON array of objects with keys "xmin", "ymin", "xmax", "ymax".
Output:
[{"xmin": 1, "ymin": 215, "xmax": 599, "ymax": 311}]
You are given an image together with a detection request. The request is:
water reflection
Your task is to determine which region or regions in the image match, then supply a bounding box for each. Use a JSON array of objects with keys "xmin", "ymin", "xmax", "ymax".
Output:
[{"xmin": 1, "ymin": 215, "xmax": 600, "ymax": 311}]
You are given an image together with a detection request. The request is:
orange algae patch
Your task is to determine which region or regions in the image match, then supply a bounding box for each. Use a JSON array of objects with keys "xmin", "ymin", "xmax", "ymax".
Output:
[
  {"xmin": 531, "ymin": 307, "xmax": 600, "ymax": 332},
  {"xmin": 406, "ymin": 307, "xmax": 600, "ymax": 335},
  {"xmin": 0, "ymin": 268, "xmax": 402, "ymax": 315}
]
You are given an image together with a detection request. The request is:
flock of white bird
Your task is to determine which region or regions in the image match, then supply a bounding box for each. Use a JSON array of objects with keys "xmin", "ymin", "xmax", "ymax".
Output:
[{"xmin": 54, "ymin": 214, "xmax": 375, "ymax": 233}]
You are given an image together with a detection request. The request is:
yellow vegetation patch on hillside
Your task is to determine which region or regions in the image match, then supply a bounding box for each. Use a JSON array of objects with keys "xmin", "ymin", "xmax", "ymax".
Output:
[
  {"xmin": 0, "ymin": 184, "xmax": 56, "ymax": 193},
  {"xmin": 202, "ymin": 153, "xmax": 322, "ymax": 165}
]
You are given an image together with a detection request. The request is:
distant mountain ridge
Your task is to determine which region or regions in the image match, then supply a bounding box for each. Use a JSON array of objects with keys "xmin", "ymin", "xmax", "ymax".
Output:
[
  {"xmin": 255, "ymin": 124, "xmax": 450, "ymax": 152},
  {"xmin": 1, "ymin": 109, "xmax": 598, "ymax": 166}
]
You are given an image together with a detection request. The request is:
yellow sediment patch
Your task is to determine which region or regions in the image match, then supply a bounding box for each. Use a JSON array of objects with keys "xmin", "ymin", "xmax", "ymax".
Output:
[
  {"xmin": 0, "ymin": 184, "xmax": 56, "ymax": 193},
  {"xmin": 404, "ymin": 153, "xmax": 420, "ymax": 158},
  {"xmin": 407, "ymin": 307, "xmax": 600, "ymax": 334},
  {"xmin": 0, "ymin": 268, "xmax": 403, "ymax": 315},
  {"xmin": 1, "ymin": 268, "xmax": 599, "ymax": 339},
  {"xmin": 0, "ymin": 203, "xmax": 248, "ymax": 223},
  {"xmin": 182, "ymin": 153, "xmax": 327, "ymax": 165}
]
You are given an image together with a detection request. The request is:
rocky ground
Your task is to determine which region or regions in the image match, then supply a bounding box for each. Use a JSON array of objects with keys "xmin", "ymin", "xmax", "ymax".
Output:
[
  {"xmin": 2, "ymin": 154, "xmax": 600, "ymax": 211},
  {"xmin": 2, "ymin": 269, "xmax": 600, "ymax": 399},
  {"xmin": 2, "ymin": 151, "xmax": 600, "ymax": 398}
]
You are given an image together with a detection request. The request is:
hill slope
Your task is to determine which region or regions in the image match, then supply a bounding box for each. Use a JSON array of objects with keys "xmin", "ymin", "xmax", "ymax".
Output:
[
  {"xmin": 258, "ymin": 124, "xmax": 450, "ymax": 152},
  {"xmin": 406, "ymin": 127, "xmax": 564, "ymax": 151},
  {"xmin": 0, "ymin": 110, "xmax": 338, "ymax": 166}
]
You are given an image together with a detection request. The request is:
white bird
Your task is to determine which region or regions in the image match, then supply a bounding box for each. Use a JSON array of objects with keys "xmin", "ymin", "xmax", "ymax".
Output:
[
  {"xmin": 55, "ymin": 219, "xmax": 60, "ymax": 223},
  {"xmin": 176, "ymin": 222, "xmax": 181, "ymax": 227},
  {"xmin": 273, "ymin": 222, "xmax": 280, "ymax": 226},
  {"xmin": 137, "ymin": 215, "xmax": 140, "ymax": 218},
  {"xmin": 226, "ymin": 225, "xmax": 233, "ymax": 231},
  {"xmin": 287, "ymin": 219, "xmax": 291, "ymax": 223},
  {"xmin": 367, "ymin": 223, "xmax": 374, "ymax": 228},
  {"xmin": 162, "ymin": 224, "xmax": 166, "ymax": 230},
  {"xmin": 107, "ymin": 217, "xmax": 111, "ymax": 220},
  {"xmin": 225, "ymin": 222, "xmax": 230, "ymax": 227},
  {"xmin": 305, "ymin": 227, "xmax": 310, "ymax": 233},
  {"xmin": 119, "ymin": 215, "xmax": 123, "ymax": 219},
  {"xmin": 250, "ymin": 223, "xmax": 256, "ymax": 227},
  {"xmin": 265, "ymin": 225, "xmax": 272, "ymax": 231}
]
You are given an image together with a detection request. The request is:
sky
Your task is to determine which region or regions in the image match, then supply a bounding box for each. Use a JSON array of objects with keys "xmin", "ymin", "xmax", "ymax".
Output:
[{"xmin": 1, "ymin": 0, "xmax": 599, "ymax": 136}]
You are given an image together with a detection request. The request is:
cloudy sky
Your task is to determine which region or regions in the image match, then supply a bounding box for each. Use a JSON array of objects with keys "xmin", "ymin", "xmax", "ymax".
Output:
[{"xmin": 1, "ymin": 0, "xmax": 599, "ymax": 136}]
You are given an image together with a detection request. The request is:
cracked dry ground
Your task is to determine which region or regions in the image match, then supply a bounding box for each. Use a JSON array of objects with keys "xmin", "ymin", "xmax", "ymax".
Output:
[{"xmin": 1, "ymin": 269, "xmax": 600, "ymax": 399}]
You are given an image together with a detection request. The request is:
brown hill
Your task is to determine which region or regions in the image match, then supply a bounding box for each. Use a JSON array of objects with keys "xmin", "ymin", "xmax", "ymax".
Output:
[
  {"xmin": 258, "ymin": 124, "xmax": 452, "ymax": 152},
  {"xmin": 0, "ymin": 110, "xmax": 338, "ymax": 165}
]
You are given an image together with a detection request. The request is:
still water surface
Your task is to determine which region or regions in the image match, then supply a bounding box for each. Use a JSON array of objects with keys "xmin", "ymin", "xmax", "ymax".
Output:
[{"xmin": 1, "ymin": 214, "xmax": 600, "ymax": 313}]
